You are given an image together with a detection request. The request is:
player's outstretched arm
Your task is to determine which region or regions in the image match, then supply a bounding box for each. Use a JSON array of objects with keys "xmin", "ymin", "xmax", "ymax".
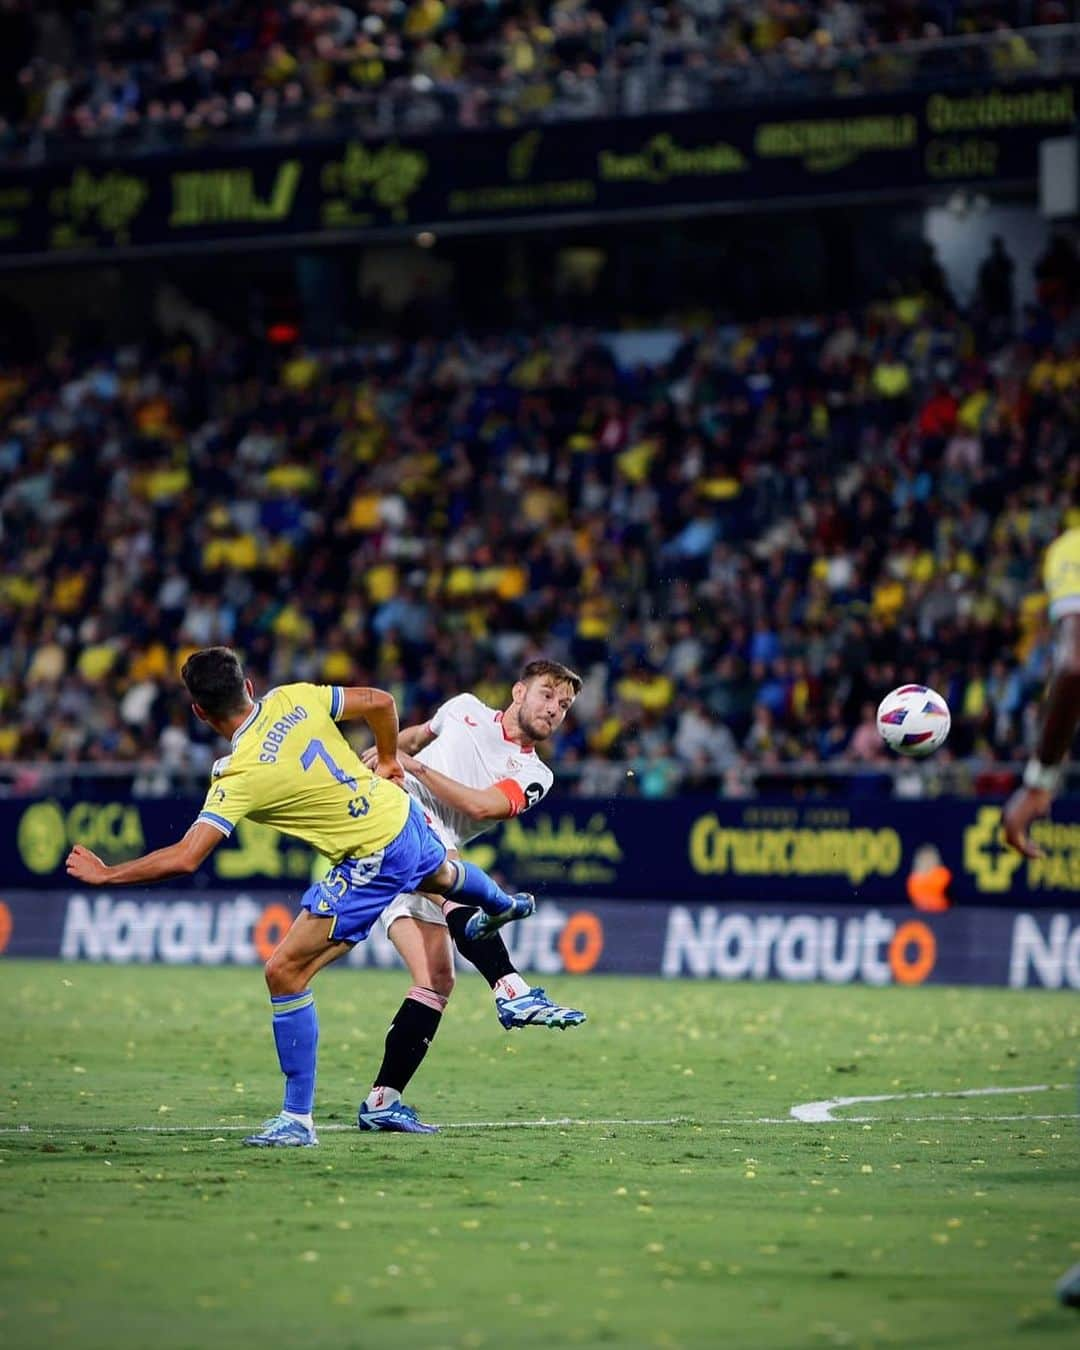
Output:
[
  {"xmin": 338, "ymin": 686, "xmax": 404, "ymax": 783},
  {"xmin": 1003, "ymin": 613, "xmax": 1080, "ymax": 857},
  {"xmin": 397, "ymin": 722, "xmax": 438, "ymax": 754},
  {"xmin": 396, "ymin": 754, "xmax": 517, "ymax": 822},
  {"xmin": 360, "ymin": 719, "xmax": 436, "ymax": 768},
  {"xmin": 65, "ymin": 822, "xmax": 224, "ymax": 886}
]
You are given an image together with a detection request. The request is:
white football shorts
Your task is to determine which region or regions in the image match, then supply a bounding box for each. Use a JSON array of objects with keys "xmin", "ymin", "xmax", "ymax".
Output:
[{"xmin": 380, "ymin": 890, "xmax": 448, "ymax": 930}]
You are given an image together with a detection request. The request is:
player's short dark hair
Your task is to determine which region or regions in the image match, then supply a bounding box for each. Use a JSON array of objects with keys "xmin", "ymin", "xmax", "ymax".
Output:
[
  {"xmin": 518, "ymin": 659, "xmax": 583, "ymax": 696},
  {"xmin": 181, "ymin": 647, "xmax": 249, "ymax": 718}
]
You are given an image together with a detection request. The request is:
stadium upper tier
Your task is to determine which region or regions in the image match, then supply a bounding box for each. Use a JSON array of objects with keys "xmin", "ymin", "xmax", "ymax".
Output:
[
  {"xmin": 1, "ymin": 242, "xmax": 1078, "ymax": 795},
  {"xmin": 2, "ymin": 1, "xmax": 1078, "ymax": 157}
]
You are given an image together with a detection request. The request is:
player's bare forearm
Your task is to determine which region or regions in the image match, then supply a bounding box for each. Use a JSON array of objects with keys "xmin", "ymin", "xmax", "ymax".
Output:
[
  {"xmin": 65, "ymin": 824, "xmax": 221, "ymax": 885},
  {"xmin": 1035, "ymin": 672, "xmax": 1080, "ymax": 766},
  {"xmin": 398, "ymin": 722, "xmax": 438, "ymax": 754},
  {"xmin": 1035, "ymin": 616, "xmax": 1080, "ymax": 766},
  {"xmin": 98, "ymin": 844, "xmax": 199, "ymax": 884},
  {"xmin": 338, "ymin": 686, "xmax": 395, "ymax": 725},
  {"xmin": 340, "ymin": 687, "xmax": 398, "ymax": 749},
  {"xmin": 360, "ymin": 723, "xmax": 433, "ymax": 768},
  {"xmin": 340, "ymin": 686, "xmax": 402, "ymax": 777},
  {"xmin": 403, "ymin": 756, "xmax": 511, "ymax": 822},
  {"xmin": 1003, "ymin": 616, "xmax": 1080, "ymax": 858}
]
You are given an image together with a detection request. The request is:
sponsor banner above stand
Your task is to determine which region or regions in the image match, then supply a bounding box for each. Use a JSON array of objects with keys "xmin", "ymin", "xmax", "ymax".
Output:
[
  {"xmin": 9, "ymin": 796, "xmax": 1080, "ymax": 908},
  {"xmin": 1, "ymin": 891, "xmax": 1078, "ymax": 989},
  {"xmin": 0, "ymin": 78, "xmax": 1073, "ymax": 261}
]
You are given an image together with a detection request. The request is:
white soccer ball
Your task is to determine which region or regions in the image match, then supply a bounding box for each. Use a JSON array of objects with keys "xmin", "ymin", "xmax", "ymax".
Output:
[{"xmin": 876, "ymin": 685, "xmax": 951, "ymax": 758}]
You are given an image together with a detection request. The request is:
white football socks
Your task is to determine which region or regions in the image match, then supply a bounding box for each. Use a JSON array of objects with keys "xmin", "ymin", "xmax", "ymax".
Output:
[
  {"xmin": 282, "ymin": 1110, "xmax": 313, "ymax": 1130},
  {"xmin": 494, "ymin": 974, "xmax": 530, "ymax": 1001},
  {"xmin": 364, "ymin": 1086, "xmax": 402, "ymax": 1112}
]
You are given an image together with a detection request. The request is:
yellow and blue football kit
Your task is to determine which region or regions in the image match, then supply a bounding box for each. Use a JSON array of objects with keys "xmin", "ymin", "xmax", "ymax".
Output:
[
  {"xmin": 1045, "ymin": 526, "xmax": 1080, "ymax": 623},
  {"xmin": 194, "ymin": 683, "xmax": 445, "ymax": 943}
]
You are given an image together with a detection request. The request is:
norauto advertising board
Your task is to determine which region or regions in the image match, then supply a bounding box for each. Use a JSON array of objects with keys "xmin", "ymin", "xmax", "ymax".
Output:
[
  {"xmin": 0, "ymin": 78, "xmax": 1073, "ymax": 262},
  {"xmin": 8, "ymin": 796, "xmax": 1080, "ymax": 908},
  {"xmin": 1, "ymin": 891, "xmax": 1079, "ymax": 989}
]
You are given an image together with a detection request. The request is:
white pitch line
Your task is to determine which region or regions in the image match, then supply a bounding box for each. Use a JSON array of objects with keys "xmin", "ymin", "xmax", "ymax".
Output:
[
  {"xmin": 790, "ymin": 1083, "xmax": 1073, "ymax": 1123},
  {"xmin": 1, "ymin": 1103, "xmax": 1077, "ymax": 1138},
  {"xmin": 866, "ymin": 1113, "xmax": 1078, "ymax": 1123}
]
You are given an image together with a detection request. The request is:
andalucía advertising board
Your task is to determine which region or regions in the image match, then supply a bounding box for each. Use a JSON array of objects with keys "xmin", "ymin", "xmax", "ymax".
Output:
[{"xmin": 1, "ymin": 891, "xmax": 1079, "ymax": 989}]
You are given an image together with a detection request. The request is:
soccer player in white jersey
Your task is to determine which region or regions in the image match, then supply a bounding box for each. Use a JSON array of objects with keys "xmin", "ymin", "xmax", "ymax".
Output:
[{"xmin": 355, "ymin": 659, "xmax": 586, "ymax": 1134}]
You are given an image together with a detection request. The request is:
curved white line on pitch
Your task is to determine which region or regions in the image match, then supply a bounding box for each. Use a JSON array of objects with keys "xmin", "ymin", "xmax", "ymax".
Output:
[
  {"xmin": 790, "ymin": 1082, "xmax": 1071, "ymax": 1123},
  {"xmin": 1, "ymin": 1107, "xmax": 1077, "ymax": 1137}
]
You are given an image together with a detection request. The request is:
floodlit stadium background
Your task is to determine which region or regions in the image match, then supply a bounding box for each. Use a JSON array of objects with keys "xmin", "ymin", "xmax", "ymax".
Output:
[
  {"xmin": 2, "ymin": 6, "xmax": 1080, "ymax": 1349},
  {"xmin": 3, "ymin": 3, "xmax": 1080, "ymax": 983}
]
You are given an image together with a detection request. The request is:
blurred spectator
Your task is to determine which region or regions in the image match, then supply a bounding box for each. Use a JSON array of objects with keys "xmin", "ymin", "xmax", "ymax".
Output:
[
  {"xmin": 2, "ymin": 0, "xmax": 1070, "ymax": 152},
  {"xmin": 848, "ymin": 702, "xmax": 887, "ymax": 762},
  {"xmin": 978, "ymin": 235, "xmax": 1016, "ymax": 328},
  {"xmin": 1, "ymin": 257, "xmax": 1078, "ymax": 798}
]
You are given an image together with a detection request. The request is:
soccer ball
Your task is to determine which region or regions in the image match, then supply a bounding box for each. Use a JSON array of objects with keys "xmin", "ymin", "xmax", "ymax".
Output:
[{"xmin": 876, "ymin": 685, "xmax": 951, "ymax": 758}]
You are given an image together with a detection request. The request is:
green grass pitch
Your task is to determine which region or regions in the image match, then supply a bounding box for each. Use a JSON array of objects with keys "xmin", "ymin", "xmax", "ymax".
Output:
[{"xmin": 1, "ymin": 963, "xmax": 1078, "ymax": 1349}]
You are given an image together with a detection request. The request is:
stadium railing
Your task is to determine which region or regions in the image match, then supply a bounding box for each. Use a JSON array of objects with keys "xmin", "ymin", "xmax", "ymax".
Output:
[{"xmin": 10, "ymin": 23, "xmax": 1080, "ymax": 163}]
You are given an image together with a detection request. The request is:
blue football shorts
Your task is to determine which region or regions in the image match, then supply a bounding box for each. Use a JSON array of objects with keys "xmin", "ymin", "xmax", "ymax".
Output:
[{"xmin": 300, "ymin": 798, "xmax": 448, "ymax": 944}]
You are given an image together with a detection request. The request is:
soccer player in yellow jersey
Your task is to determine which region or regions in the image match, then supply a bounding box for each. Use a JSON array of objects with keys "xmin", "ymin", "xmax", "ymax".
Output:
[
  {"xmin": 64, "ymin": 647, "xmax": 535, "ymax": 1147},
  {"xmin": 1003, "ymin": 526, "xmax": 1080, "ymax": 1310}
]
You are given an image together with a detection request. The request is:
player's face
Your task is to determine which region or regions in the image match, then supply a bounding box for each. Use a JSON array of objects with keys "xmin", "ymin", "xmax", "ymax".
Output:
[{"xmin": 514, "ymin": 677, "xmax": 576, "ymax": 742}]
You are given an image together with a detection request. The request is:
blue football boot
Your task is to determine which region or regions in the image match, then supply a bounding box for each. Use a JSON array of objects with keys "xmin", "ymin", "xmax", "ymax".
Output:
[
  {"xmin": 463, "ymin": 892, "xmax": 535, "ymax": 941},
  {"xmin": 357, "ymin": 1101, "xmax": 439, "ymax": 1134},
  {"xmin": 243, "ymin": 1113, "xmax": 318, "ymax": 1148},
  {"xmin": 496, "ymin": 987, "xmax": 587, "ymax": 1030}
]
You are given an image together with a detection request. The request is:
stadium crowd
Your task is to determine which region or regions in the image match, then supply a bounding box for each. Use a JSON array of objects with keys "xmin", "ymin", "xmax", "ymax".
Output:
[
  {"xmin": 1, "ymin": 236, "xmax": 1078, "ymax": 797},
  {"xmin": 1, "ymin": 0, "xmax": 1070, "ymax": 153}
]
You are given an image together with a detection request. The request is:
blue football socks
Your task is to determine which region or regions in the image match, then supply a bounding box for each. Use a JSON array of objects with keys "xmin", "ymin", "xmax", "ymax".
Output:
[
  {"xmin": 446, "ymin": 859, "xmax": 517, "ymax": 914},
  {"xmin": 270, "ymin": 990, "xmax": 319, "ymax": 1115}
]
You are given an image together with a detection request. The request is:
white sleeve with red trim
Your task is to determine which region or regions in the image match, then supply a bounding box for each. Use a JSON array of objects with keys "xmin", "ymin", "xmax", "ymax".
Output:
[{"xmin": 428, "ymin": 692, "xmax": 485, "ymax": 736}]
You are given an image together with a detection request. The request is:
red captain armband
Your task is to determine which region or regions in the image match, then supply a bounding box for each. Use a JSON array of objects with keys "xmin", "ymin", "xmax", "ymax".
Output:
[{"xmin": 494, "ymin": 779, "xmax": 527, "ymax": 816}]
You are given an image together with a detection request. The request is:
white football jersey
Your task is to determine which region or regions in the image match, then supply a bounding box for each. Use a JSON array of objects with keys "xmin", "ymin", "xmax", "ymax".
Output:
[{"xmin": 406, "ymin": 693, "xmax": 553, "ymax": 850}]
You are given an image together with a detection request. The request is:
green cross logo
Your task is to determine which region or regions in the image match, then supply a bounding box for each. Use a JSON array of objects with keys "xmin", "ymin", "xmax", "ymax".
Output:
[{"xmin": 962, "ymin": 806, "xmax": 1023, "ymax": 893}]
